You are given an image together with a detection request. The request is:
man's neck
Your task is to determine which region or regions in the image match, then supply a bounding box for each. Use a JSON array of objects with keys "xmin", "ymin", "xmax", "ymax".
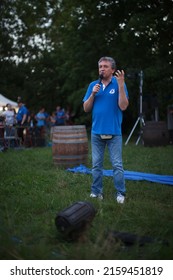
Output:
[{"xmin": 102, "ymin": 76, "xmax": 112, "ymax": 86}]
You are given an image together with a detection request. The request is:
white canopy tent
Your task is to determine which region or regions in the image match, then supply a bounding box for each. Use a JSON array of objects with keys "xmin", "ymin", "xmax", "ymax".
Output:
[{"xmin": 0, "ymin": 93, "xmax": 18, "ymax": 110}]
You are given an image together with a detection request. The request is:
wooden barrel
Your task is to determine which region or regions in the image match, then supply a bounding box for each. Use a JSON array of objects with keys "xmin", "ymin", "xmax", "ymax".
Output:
[
  {"xmin": 143, "ymin": 121, "xmax": 169, "ymax": 146},
  {"xmin": 52, "ymin": 125, "xmax": 88, "ymax": 167}
]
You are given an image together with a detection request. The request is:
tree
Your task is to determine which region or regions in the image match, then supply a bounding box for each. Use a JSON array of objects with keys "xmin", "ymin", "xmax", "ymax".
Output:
[{"xmin": 0, "ymin": 0, "xmax": 173, "ymax": 128}]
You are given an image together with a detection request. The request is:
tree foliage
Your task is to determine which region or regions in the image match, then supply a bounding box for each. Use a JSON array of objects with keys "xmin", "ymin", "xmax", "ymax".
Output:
[{"xmin": 0, "ymin": 0, "xmax": 173, "ymax": 128}]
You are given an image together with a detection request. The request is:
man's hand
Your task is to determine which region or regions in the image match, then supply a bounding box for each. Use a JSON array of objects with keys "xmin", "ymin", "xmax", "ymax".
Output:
[
  {"xmin": 115, "ymin": 70, "xmax": 125, "ymax": 86},
  {"xmin": 115, "ymin": 70, "xmax": 129, "ymax": 111},
  {"xmin": 92, "ymin": 83, "xmax": 101, "ymax": 96}
]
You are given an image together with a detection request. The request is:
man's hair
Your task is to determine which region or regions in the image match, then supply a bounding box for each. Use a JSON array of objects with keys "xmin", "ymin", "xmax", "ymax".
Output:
[{"xmin": 98, "ymin": 56, "xmax": 116, "ymax": 70}]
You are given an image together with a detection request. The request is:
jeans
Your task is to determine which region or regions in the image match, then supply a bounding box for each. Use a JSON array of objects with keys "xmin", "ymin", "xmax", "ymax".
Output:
[{"xmin": 91, "ymin": 133, "xmax": 126, "ymax": 197}]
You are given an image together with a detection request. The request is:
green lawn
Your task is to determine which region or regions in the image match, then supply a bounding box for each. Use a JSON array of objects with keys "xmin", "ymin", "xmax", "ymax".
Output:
[{"xmin": 0, "ymin": 140, "xmax": 173, "ymax": 260}]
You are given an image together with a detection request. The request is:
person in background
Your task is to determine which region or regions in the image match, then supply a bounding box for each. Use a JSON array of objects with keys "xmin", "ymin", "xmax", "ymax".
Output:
[
  {"xmin": 16, "ymin": 99, "xmax": 28, "ymax": 144},
  {"xmin": 83, "ymin": 56, "xmax": 129, "ymax": 204},
  {"xmin": 28, "ymin": 111, "xmax": 37, "ymax": 128},
  {"xmin": 35, "ymin": 107, "xmax": 46, "ymax": 137},
  {"xmin": 55, "ymin": 105, "xmax": 65, "ymax": 125},
  {"xmin": 1, "ymin": 104, "xmax": 16, "ymax": 147},
  {"xmin": 43, "ymin": 109, "xmax": 50, "ymax": 139},
  {"xmin": 50, "ymin": 111, "xmax": 56, "ymax": 127},
  {"xmin": 43, "ymin": 110, "xmax": 50, "ymax": 126},
  {"xmin": 27, "ymin": 111, "xmax": 37, "ymax": 141},
  {"xmin": 65, "ymin": 105, "xmax": 74, "ymax": 125},
  {"xmin": 2, "ymin": 103, "xmax": 16, "ymax": 130}
]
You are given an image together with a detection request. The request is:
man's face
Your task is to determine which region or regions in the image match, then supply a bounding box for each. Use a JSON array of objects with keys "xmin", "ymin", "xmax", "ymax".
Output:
[
  {"xmin": 7, "ymin": 104, "xmax": 12, "ymax": 110},
  {"xmin": 98, "ymin": 60, "xmax": 115, "ymax": 79}
]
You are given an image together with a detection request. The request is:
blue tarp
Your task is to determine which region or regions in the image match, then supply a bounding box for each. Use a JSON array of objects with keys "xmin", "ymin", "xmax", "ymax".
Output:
[{"xmin": 67, "ymin": 165, "xmax": 173, "ymax": 186}]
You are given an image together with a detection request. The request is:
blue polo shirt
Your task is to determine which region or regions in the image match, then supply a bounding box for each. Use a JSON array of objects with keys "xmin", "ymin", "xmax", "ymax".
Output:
[
  {"xmin": 83, "ymin": 77, "xmax": 128, "ymax": 135},
  {"xmin": 16, "ymin": 105, "xmax": 28, "ymax": 123},
  {"xmin": 56, "ymin": 110, "xmax": 65, "ymax": 125}
]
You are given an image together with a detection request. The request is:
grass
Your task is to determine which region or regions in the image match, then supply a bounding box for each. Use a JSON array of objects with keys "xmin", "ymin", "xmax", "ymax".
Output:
[{"xmin": 0, "ymin": 138, "xmax": 173, "ymax": 260}]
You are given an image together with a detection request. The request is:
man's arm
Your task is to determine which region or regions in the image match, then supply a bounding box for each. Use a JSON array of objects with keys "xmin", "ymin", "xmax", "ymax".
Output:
[
  {"xmin": 21, "ymin": 114, "xmax": 27, "ymax": 125},
  {"xmin": 83, "ymin": 83, "xmax": 100, "ymax": 112},
  {"xmin": 115, "ymin": 70, "xmax": 129, "ymax": 111}
]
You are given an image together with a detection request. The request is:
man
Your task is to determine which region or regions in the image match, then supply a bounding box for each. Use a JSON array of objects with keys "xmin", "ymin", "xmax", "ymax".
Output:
[
  {"xmin": 16, "ymin": 99, "xmax": 28, "ymax": 144},
  {"xmin": 35, "ymin": 107, "xmax": 46, "ymax": 136},
  {"xmin": 83, "ymin": 56, "xmax": 129, "ymax": 203},
  {"xmin": 2, "ymin": 103, "xmax": 16, "ymax": 128},
  {"xmin": 1, "ymin": 103, "xmax": 16, "ymax": 148},
  {"xmin": 55, "ymin": 105, "xmax": 65, "ymax": 125}
]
